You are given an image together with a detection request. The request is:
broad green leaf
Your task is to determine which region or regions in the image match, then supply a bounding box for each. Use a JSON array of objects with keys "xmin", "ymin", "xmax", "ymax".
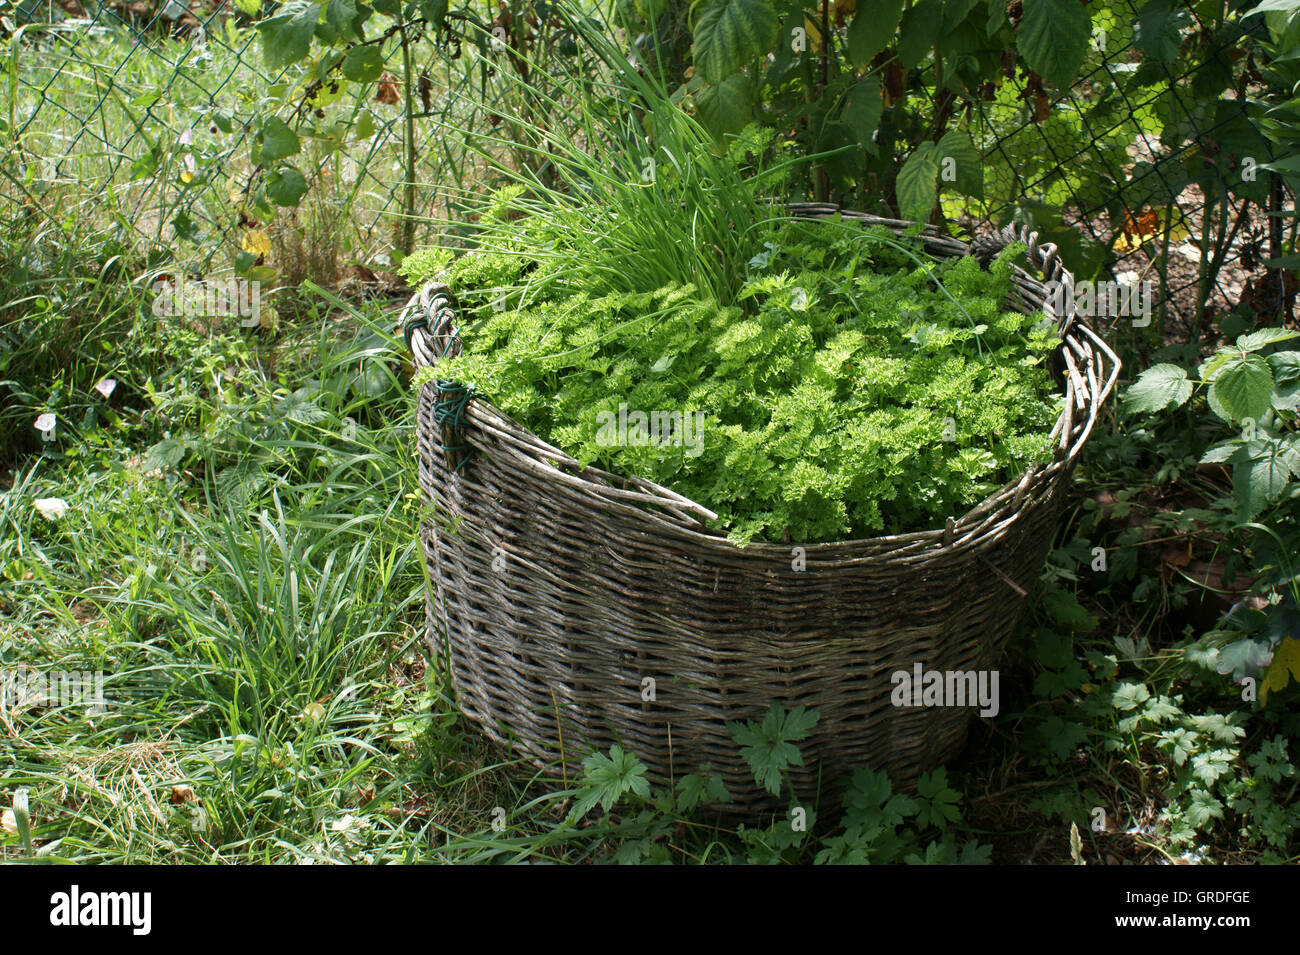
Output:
[
  {"xmin": 727, "ymin": 702, "xmax": 819, "ymax": 796},
  {"xmin": 936, "ymin": 128, "xmax": 982, "ymax": 198},
  {"xmin": 325, "ymin": 0, "xmax": 368, "ymax": 39},
  {"xmin": 1112, "ymin": 681, "xmax": 1150, "ymax": 711},
  {"xmin": 1236, "ymin": 328, "xmax": 1299, "ymax": 352},
  {"xmin": 259, "ymin": 117, "xmax": 300, "ymax": 162},
  {"xmin": 1273, "ymin": 379, "xmax": 1300, "ymax": 413},
  {"xmin": 1267, "ymin": 350, "xmax": 1300, "ymax": 382},
  {"xmin": 694, "ymin": 73, "xmax": 753, "ymax": 138},
  {"xmin": 1210, "ymin": 354, "xmax": 1274, "ymax": 423},
  {"xmin": 1133, "ymin": 0, "xmax": 1184, "ymax": 64},
  {"xmin": 1121, "ymin": 363, "xmax": 1193, "ymax": 413},
  {"xmin": 1198, "ymin": 346, "xmax": 1240, "ymax": 383},
  {"xmin": 1245, "ymin": 0, "xmax": 1300, "ymax": 15},
  {"xmin": 942, "ymin": 0, "xmax": 982, "ymax": 30},
  {"xmin": 1017, "ymin": 0, "xmax": 1090, "ymax": 88},
  {"xmin": 842, "ymin": 77, "xmax": 882, "ymax": 154},
  {"xmin": 1184, "ymin": 790, "xmax": 1224, "ymax": 829},
  {"xmin": 1216, "ymin": 636, "xmax": 1274, "ymax": 682},
  {"xmin": 693, "ymin": 0, "xmax": 779, "ymax": 85},
  {"xmin": 265, "ymin": 167, "xmax": 309, "ymax": 206},
  {"xmin": 846, "ymin": 0, "xmax": 903, "ymax": 66},
  {"xmin": 897, "ymin": 0, "xmax": 943, "ymax": 67},
  {"xmin": 258, "ymin": 1, "xmax": 321, "ymax": 70},
  {"xmin": 342, "ymin": 44, "xmax": 384, "ymax": 82},
  {"xmin": 676, "ymin": 770, "xmax": 731, "ymax": 811},
  {"xmin": 1234, "ymin": 439, "xmax": 1295, "ymax": 518},
  {"xmin": 1191, "ymin": 749, "xmax": 1234, "ymax": 787},
  {"xmin": 896, "ymin": 141, "xmax": 940, "ymax": 220},
  {"xmin": 417, "ymin": 0, "xmax": 448, "ymax": 27},
  {"xmin": 571, "ymin": 745, "xmax": 650, "ymax": 818},
  {"xmin": 143, "ymin": 437, "xmax": 188, "ymax": 471},
  {"xmin": 1198, "ymin": 441, "xmax": 1241, "ymax": 465}
]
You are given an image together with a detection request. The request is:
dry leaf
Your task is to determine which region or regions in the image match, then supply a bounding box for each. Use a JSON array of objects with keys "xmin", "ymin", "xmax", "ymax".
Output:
[
  {"xmin": 375, "ymin": 74, "xmax": 401, "ymax": 105},
  {"xmin": 241, "ymin": 230, "xmax": 272, "ymax": 256}
]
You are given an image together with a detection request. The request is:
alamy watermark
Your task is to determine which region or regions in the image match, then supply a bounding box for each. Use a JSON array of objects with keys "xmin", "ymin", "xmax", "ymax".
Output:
[
  {"xmin": 1, "ymin": 666, "xmax": 106, "ymax": 716},
  {"xmin": 50, "ymin": 886, "xmax": 151, "ymax": 935},
  {"xmin": 151, "ymin": 273, "xmax": 262, "ymax": 327},
  {"xmin": 1045, "ymin": 277, "xmax": 1155, "ymax": 326},
  {"xmin": 890, "ymin": 664, "xmax": 1000, "ymax": 717},
  {"xmin": 595, "ymin": 404, "xmax": 705, "ymax": 458}
]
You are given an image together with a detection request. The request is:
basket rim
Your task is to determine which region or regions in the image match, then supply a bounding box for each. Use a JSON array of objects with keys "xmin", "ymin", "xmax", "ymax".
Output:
[{"xmin": 403, "ymin": 204, "xmax": 1122, "ymax": 558}]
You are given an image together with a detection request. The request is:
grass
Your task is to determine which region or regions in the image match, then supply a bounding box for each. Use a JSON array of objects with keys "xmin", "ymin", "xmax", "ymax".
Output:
[
  {"xmin": 1, "ymin": 3, "xmax": 1296, "ymax": 866},
  {"xmin": 2, "ymin": 266, "xmax": 1295, "ymax": 863}
]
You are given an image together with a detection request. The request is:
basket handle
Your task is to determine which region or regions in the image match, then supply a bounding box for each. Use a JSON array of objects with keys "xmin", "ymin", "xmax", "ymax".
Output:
[
  {"xmin": 967, "ymin": 222, "xmax": 1078, "ymax": 339},
  {"xmin": 401, "ymin": 281, "xmax": 473, "ymax": 472}
]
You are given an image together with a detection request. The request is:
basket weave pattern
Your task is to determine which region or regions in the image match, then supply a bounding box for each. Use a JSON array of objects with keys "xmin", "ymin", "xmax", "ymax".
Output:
[{"xmin": 403, "ymin": 204, "xmax": 1120, "ymax": 805}]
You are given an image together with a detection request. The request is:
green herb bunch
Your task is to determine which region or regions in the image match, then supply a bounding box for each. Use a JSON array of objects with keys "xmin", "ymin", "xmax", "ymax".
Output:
[
  {"xmin": 404, "ymin": 49, "xmax": 1062, "ymax": 545},
  {"xmin": 410, "ymin": 202, "xmax": 1061, "ymax": 544}
]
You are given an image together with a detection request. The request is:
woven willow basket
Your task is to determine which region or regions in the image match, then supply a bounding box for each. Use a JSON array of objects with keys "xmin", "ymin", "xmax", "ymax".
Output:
[{"xmin": 403, "ymin": 202, "xmax": 1120, "ymax": 808}]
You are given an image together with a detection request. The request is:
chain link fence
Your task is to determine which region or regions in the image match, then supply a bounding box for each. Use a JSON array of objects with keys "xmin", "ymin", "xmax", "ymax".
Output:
[
  {"xmin": 3, "ymin": 0, "xmax": 448, "ymax": 281},
  {"xmin": 2, "ymin": 0, "xmax": 1292, "ymax": 325}
]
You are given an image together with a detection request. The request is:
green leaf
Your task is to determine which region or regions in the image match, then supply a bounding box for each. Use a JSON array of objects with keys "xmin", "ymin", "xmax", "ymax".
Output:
[
  {"xmin": 846, "ymin": 0, "xmax": 903, "ymax": 66},
  {"xmin": 1236, "ymin": 328, "xmax": 1299, "ymax": 352},
  {"xmin": 1216, "ymin": 636, "xmax": 1273, "ymax": 682},
  {"xmin": 570, "ymin": 744, "xmax": 651, "ymax": 819},
  {"xmin": 259, "ymin": 117, "xmax": 300, "ymax": 162},
  {"xmin": 325, "ymin": 0, "xmax": 368, "ymax": 39},
  {"xmin": 727, "ymin": 702, "xmax": 819, "ymax": 796},
  {"xmin": 693, "ymin": 73, "xmax": 753, "ymax": 138},
  {"xmin": 341, "ymin": 44, "xmax": 384, "ymax": 82},
  {"xmin": 1121, "ymin": 363, "xmax": 1193, "ymax": 414},
  {"xmin": 1210, "ymin": 354, "xmax": 1274, "ymax": 423},
  {"xmin": 1245, "ymin": 0, "xmax": 1300, "ymax": 15},
  {"xmin": 1234, "ymin": 439, "xmax": 1297, "ymax": 518},
  {"xmin": 914, "ymin": 767, "xmax": 962, "ymax": 831},
  {"xmin": 1042, "ymin": 587, "xmax": 1097, "ymax": 632},
  {"xmin": 692, "ymin": 0, "xmax": 779, "ymax": 85},
  {"xmin": 1017, "ymin": 0, "xmax": 1090, "ymax": 89},
  {"xmin": 897, "ymin": 0, "xmax": 943, "ymax": 68},
  {"xmin": 842, "ymin": 77, "xmax": 882, "ymax": 154},
  {"xmin": 675, "ymin": 769, "xmax": 732, "ymax": 811},
  {"xmin": 258, "ymin": 1, "xmax": 321, "ymax": 70},
  {"xmin": 1199, "ymin": 441, "xmax": 1241, "ymax": 465},
  {"xmin": 1184, "ymin": 790, "xmax": 1224, "ymax": 829},
  {"xmin": 1268, "ymin": 350, "xmax": 1300, "ymax": 383},
  {"xmin": 896, "ymin": 141, "xmax": 940, "ymax": 220},
  {"xmin": 1133, "ymin": 0, "xmax": 1184, "ymax": 64},
  {"xmin": 1191, "ymin": 749, "xmax": 1234, "ymax": 787},
  {"xmin": 417, "ymin": 0, "xmax": 447, "ymax": 27},
  {"xmin": 143, "ymin": 437, "xmax": 188, "ymax": 471},
  {"xmin": 936, "ymin": 128, "xmax": 982, "ymax": 198},
  {"xmin": 265, "ymin": 167, "xmax": 309, "ymax": 206},
  {"xmin": 1112, "ymin": 682, "xmax": 1151, "ymax": 712}
]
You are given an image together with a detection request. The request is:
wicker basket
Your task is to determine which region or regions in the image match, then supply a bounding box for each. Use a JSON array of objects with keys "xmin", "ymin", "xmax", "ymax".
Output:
[{"xmin": 402, "ymin": 203, "xmax": 1120, "ymax": 808}]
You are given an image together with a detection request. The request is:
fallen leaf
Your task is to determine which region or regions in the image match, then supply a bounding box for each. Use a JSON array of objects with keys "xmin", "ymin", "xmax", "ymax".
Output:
[
  {"xmin": 1261, "ymin": 636, "xmax": 1300, "ymax": 703},
  {"xmin": 34, "ymin": 498, "xmax": 70, "ymax": 520}
]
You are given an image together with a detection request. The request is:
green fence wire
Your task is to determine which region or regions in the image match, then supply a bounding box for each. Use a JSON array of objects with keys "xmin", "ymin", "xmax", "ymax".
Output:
[{"xmin": 2, "ymin": 0, "xmax": 1292, "ymax": 329}]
